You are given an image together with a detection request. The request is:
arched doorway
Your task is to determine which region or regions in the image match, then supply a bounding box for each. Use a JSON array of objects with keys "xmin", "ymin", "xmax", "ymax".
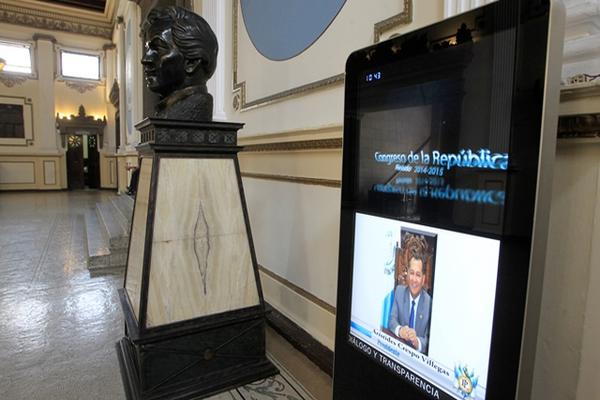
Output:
[
  {"xmin": 57, "ymin": 105, "xmax": 106, "ymax": 190},
  {"xmin": 66, "ymin": 133, "xmax": 100, "ymax": 189}
]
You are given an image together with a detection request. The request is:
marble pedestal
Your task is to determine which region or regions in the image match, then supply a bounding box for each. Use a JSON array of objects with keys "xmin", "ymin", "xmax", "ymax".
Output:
[{"xmin": 117, "ymin": 118, "xmax": 278, "ymax": 400}]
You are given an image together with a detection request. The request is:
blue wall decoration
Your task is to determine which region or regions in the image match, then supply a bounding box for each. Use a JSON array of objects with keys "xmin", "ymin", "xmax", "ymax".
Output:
[{"xmin": 240, "ymin": 0, "xmax": 347, "ymax": 61}]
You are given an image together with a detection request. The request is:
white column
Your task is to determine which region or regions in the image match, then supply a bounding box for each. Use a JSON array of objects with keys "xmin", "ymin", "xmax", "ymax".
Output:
[
  {"xmin": 104, "ymin": 44, "xmax": 117, "ymax": 152},
  {"xmin": 459, "ymin": 0, "xmax": 471, "ymax": 14},
  {"xmin": 198, "ymin": 0, "xmax": 227, "ymax": 121},
  {"xmin": 124, "ymin": 1, "xmax": 143, "ymax": 149},
  {"xmin": 444, "ymin": 0, "xmax": 497, "ymax": 18},
  {"xmin": 34, "ymin": 37, "xmax": 58, "ymax": 152},
  {"xmin": 562, "ymin": 0, "xmax": 600, "ymax": 85},
  {"xmin": 133, "ymin": 2, "xmax": 144, "ymax": 146},
  {"xmin": 105, "ymin": 46, "xmax": 116, "ymax": 103},
  {"xmin": 116, "ymin": 17, "xmax": 127, "ymax": 153},
  {"xmin": 445, "ymin": 0, "xmax": 457, "ymax": 18}
]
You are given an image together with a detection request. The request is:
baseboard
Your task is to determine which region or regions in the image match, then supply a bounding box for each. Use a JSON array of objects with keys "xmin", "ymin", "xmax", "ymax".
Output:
[
  {"xmin": 265, "ymin": 302, "xmax": 334, "ymax": 377},
  {"xmin": 0, "ymin": 188, "xmax": 67, "ymax": 192}
]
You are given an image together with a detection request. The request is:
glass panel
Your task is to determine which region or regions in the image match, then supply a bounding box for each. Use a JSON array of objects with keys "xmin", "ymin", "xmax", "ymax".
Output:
[
  {"xmin": 61, "ymin": 51, "xmax": 100, "ymax": 80},
  {"xmin": 0, "ymin": 42, "xmax": 32, "ymax": 74}
]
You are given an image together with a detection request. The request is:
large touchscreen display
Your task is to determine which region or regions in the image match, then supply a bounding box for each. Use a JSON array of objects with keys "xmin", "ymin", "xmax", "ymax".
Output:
[
  {"xmin": 338, "ymin": 3, "xmax": 554, "ymax": 399},
  {"xmin": 345, "ymin": 12, "xmax": 511, "ymax": 400}
]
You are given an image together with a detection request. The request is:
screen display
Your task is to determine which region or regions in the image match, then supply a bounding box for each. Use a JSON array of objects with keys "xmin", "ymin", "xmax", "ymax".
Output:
[
  {"xmin": 343, "ymin": 10, "xmax": 517, "ymax": 400},
  {"xmin": 349, "ymin": 213, "xmax": 499, "ymax": 400},
  {"xmin": 345, "ymin": 11, "xmax": 511, "ymax": 238}
]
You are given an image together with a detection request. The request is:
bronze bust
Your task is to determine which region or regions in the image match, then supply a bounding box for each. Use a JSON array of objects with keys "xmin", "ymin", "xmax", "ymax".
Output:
[{"xmin": 141, "ymin": 6, "xmax": 218, "ymax": 121}]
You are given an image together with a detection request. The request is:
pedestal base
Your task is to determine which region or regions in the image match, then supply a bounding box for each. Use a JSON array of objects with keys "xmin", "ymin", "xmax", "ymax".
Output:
[
  {"xmin": 117, "ymin": 118, "xmax": 278, "ymax": 399},
  {"xmin": 116, "ymin": 316, "xmax": 278, "ymax": 400}
]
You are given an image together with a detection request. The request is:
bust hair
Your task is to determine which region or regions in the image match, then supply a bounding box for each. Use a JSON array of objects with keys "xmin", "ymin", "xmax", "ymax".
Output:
[{"xmin": 142, "ymin": 6, "xmax": 218, "ymax": 79}]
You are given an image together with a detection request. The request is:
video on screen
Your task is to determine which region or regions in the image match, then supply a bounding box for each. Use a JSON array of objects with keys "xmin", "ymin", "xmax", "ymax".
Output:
[{"xmin": 349, "ymin": 212, "xmax": 500, "ymax": 400}]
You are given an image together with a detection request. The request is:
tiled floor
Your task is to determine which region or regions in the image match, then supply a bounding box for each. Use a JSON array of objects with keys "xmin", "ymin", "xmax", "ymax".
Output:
[{"xmin": 0, "ymin": 191, "xmax": 332, "ymax": 400}]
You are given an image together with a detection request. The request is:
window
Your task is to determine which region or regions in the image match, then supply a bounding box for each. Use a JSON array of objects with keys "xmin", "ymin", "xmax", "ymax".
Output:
[
  {"xmin": 0, "ymin": 96, "xmax": 33, "ymax": 145},
  {"xmin": 0, "ymin": 41, "xmax": 32, "ymax": 74},
  {"xmin": 60, "ymin": 50, "xmax": 100, "ymax": 80},
  {"xmin": 0, "ymin": 104, "xmax": 25, "ymax": 138}
]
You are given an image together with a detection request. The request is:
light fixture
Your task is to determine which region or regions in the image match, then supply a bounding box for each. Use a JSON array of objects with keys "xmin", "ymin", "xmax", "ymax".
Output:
[{"xmin": 0, "ymin": 57, "xmax": 6, "ymax": 71}]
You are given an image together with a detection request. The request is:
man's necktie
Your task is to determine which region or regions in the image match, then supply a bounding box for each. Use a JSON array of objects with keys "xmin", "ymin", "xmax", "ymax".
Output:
[{"xmin": 409, "ymin": 300, "xmax": 415, "ymax": 329}]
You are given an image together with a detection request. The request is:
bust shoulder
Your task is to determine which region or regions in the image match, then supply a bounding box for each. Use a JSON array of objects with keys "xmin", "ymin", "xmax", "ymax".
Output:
[{"xmin": 155, "ymin": 88, "xmax": 213, "ymax": 121}]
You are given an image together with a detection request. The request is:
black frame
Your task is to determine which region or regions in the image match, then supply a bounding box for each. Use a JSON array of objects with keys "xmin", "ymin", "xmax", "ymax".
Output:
[{"xmin": 334, "ymin": 1, "xmax": 552, "ymax": 399}]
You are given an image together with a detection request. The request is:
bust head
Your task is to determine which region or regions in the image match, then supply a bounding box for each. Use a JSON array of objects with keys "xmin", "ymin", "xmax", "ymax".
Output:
[{"xmin": 141, "ymin": 6, "xmax": 218, "ymax": 100}]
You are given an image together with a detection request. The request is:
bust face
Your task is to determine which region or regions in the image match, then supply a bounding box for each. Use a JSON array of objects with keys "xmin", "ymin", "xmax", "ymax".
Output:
[{"xmin": 142, "ymin": 27, "xmax": 186, "ymax": 98}]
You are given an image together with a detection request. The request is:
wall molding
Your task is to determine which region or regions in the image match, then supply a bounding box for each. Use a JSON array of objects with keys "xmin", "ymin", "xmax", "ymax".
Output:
[
  {"xmin": 241, "ymin": 172, "xmax": 341, "ymax": 188},
  {"xmin": 242, "ymin": 138, "xmax": 342, "ymax": 152},
  {"xmin": 373, "ymin": 0, "xmax": 413, "ymax": 43},
  {"xmin": 240, "ymin": 124, "xmax": 342, "ymax": 143},
  {"xmin": 64, "ymin": 80, "xmax": 101, "ymax": 93},
  {"xmin": 0, "ymin": 74, "xmax": 28, "ymax": 88},
  {"xmin": 32, "ymin": 33, "xmax": 57, "ymax": 43},
  {"xmin": 259, "ymin": 265, "xmax": 336, "ymax": 314},
  {"xmin": 233, "ymin": 72, "xmax": 345, "ymax": 112},
  {"xmin": 0, "ymin": 153, "xmax": 63, "ymax": 157},
  {"xmin": 232, "ymin": 0, "xmax": 413, "ymax": 111},
  {"xmin": 265, "ymin": 302, "xmax": 334, "ymax": 377},
  {"xmin": 0, "ymin": 2, "xmax": 113, "ymax": 39}
]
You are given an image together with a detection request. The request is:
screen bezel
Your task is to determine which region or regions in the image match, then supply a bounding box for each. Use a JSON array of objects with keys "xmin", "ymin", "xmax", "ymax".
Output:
[{"xmin": 333, "ymin": 2, "xmax": 552, "ymax": 399}]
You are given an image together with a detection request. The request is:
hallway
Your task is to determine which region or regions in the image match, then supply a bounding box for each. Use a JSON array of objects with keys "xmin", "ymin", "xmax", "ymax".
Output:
[
  {"xmin": 0, "ymin": 191, "xmax": 330, "ymax": 400},
  {"xmin": 0, "ymin": 191, "xmax": 125, "ymax": 399}
]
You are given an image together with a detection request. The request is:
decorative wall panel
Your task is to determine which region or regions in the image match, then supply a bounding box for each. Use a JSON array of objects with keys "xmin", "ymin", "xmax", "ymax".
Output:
[
  {"xmin": 0, "ymin": 161, "xmax": 35, "ymax": 183},
  {"xmin": 43, "ymin": 160, "xmax": 56, "ymax": 185},
  {"xmin": 233, "ymin": 0, "xmax": 412, "ymax": 110},
  {"xmin": 109, "ymin": 159, "xmax": 115, "ymax": 184},
  {"xmin": 242, "ymin": 177, "xmax": 340, "ymax": 307}
]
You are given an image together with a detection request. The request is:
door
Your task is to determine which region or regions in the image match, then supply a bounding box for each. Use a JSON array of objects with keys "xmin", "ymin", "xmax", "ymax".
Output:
[
  {"xmin": 86, "ymin": 135, "xmax": 100, "ymax": 189},
  {"xmin": 66, "ymin": 135, "xmax": 84, "ymax": 189}
]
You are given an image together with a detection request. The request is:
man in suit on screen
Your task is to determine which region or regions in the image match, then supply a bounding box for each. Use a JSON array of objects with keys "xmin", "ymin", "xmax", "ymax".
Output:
[{"xmin": 388, "ymin": 251, "xmax": 432, "ymax": 353}]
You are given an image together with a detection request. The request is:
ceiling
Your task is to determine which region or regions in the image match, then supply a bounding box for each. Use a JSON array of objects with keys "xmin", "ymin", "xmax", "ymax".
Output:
[{"xmin": 39, "ymin": 0, "xmax": 107, "ymax": 13}]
